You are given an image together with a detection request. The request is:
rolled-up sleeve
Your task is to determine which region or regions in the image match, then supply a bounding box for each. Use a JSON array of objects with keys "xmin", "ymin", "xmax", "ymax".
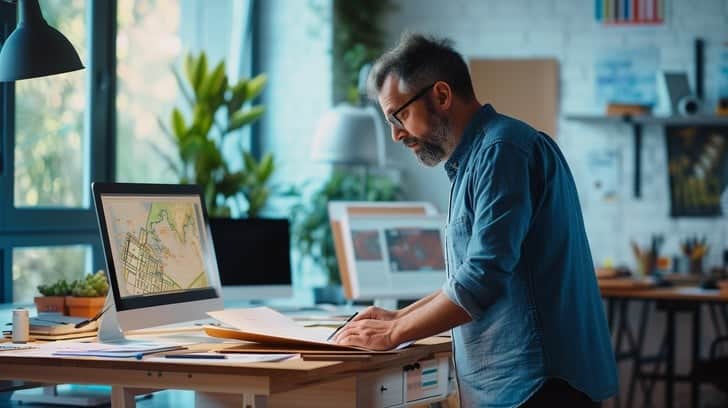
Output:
[{"xmin": 442, "ymin": 141, "xmax": 533, "ymax": 320}]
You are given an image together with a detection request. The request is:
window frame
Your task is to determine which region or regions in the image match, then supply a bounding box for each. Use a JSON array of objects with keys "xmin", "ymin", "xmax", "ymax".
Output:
[{"xmin": 0, "ymin": 0, "xmax": 116, "ymax": 303}]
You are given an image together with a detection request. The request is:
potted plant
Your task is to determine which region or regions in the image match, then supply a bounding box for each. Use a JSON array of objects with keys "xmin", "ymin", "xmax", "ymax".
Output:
[
  {"xmin": 291, "ymin": 170, "xmax": 400, "ymax": 303},
  {"xmin": 157, "ymin": 51, "xmax": 274, "ymax": 218},
  {"xmin": 65, "ymin": 270, "xmax": 109, "ymax": 319},
  {"xmin": 35, "ymin": 279, "xmax": 73, "ymax": 314}
]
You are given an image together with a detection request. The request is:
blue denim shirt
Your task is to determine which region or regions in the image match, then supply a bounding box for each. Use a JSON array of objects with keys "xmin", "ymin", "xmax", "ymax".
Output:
[{"xmin": 441, "ymin": 105, "xmax": 618, "ymax": 407}]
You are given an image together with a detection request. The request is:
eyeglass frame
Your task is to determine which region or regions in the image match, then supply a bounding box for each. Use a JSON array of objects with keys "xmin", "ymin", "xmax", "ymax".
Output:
[{"xmin": 386, "ymin": 82, "xmax": 436, "ymax": 130}]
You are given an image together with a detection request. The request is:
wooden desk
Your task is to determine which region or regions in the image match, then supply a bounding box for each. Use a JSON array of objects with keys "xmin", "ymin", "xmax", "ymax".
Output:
[
  {"xmin": 0, "ymin": 337, "xmax": 454, "ymax": 408},
  {"xmin": 600, "ymin": 283, "xmax": 728, "ymax": 408}
]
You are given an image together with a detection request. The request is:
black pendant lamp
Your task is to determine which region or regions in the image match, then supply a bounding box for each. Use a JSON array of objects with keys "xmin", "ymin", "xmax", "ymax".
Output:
[{"xmin": 0, "ymin": 0, "xmax": 84, "ymax": 82}]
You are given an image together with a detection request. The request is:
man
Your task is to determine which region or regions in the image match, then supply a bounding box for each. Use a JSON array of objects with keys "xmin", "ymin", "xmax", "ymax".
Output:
[{"xmin": 332, "ymin": 34, "xmax": 618, "ymax": 407}]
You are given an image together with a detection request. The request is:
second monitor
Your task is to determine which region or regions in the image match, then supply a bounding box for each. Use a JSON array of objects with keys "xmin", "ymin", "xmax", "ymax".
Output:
[{"xmin": 209, "ymin": 218, "xmax": 293, "ymax": 301}]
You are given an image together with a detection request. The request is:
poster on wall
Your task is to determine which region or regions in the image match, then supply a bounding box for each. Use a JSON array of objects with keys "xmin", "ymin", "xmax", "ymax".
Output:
[
  {"xmin": 585, "ymin": 149, "xmax": 621, "ymax": 202},
  {"xmin": 594, "ymin": 47, "xmax": 659, "ymax": 109},
  {"xmin": 666, "ymin": 126, "xmax": 728, "ymax": 217}
]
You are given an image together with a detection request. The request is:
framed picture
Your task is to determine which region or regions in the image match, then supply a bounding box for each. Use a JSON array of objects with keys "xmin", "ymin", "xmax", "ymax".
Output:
[
  {"xmin": 666, "ymin": 126, "xmax": 728, "ymax": 217},
  {"xmin": 339, "ymin": 213, "xmax": 446, "ymax": 301}
]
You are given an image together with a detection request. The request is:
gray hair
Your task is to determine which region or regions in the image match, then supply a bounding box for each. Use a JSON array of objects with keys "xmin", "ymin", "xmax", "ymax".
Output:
[{"xmin": 367, "ymin": 33, "xmax": 476, "ymax": 102}]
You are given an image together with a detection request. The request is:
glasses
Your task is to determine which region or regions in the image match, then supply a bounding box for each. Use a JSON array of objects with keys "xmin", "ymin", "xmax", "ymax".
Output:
[{"xmin": 386, "ymin": 83, "xmax": 435, "ymax": 130}]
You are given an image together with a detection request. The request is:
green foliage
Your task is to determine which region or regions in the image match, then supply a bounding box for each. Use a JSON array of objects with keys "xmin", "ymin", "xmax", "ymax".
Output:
[
  {"xmin": 37, "ymin": 270, "xmax": 109, "ymax": 298},
  {"xmin": 159, "ymin": 52, "xmax": 273, "ymax": 218},
  {"xmin": 291, "ymin": 171, "xmax": 401, "ymax": 285},
  {"xmin": 333, "ymin": 0, "xmax": 394, "ymax": 103}
]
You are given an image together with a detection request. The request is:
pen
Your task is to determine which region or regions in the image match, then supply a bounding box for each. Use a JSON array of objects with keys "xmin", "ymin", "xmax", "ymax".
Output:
[
  {"xmin": 163, "ymin": 353, "xmax": 227, "ymax": 359},
  {"xmin": 327, "ymin": 312, "xmax": 358, "ymax": 341}
]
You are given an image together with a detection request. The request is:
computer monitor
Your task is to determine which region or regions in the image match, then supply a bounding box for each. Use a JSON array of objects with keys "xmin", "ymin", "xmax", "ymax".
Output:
[
  {"xmin": 328, "ymin": 201, "xmax": 439, "ymax": 302},
  {"xmin": 208, "ymin": 218, "xmax": 293, "ymax": 301},
  {"xmin": 92, "ymin": 182, "xmax": 223, "ymax": 341},
  {"xmin": 337, "ymin": 211, "xmax": 447, "ymax": 307}
]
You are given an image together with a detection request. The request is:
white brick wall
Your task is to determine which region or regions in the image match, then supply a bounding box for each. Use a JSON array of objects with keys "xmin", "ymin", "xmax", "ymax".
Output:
[{"xmin": 378, "ymin": 0, "xmax": 728, "ymax": 271}]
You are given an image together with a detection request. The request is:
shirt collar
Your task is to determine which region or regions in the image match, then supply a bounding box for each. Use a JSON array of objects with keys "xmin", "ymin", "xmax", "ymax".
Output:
[{"xmin": 444, "ymin": 104, "xmax": 496, "ymax": 180}]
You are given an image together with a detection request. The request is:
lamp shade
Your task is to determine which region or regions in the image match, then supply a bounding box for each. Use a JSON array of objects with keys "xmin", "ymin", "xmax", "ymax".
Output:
[
  {"xmin": 311, "ymin": 104, "xmax": 385, "ymax": 166},
  {"xmin": 0, "ymin": 0, "xmax": 84, "ymax": 82}
]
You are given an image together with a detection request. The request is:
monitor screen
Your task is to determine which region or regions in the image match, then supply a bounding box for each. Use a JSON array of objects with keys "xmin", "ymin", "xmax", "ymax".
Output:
[
  {"xmin": 93, "ymin": 183, "xmax": 221, "ymax": 313},
  {"xmin": 209, "ymin": 218, "xmax": 292, "ymax": 287},
  {"xmin": 340, "ymin": 214, "xmax": 446, "ymax": 300}
]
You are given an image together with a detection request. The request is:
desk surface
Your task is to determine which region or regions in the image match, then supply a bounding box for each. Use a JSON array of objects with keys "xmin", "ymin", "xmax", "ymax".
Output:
[
  {"xmin": 599, "ymin": 283, "xmax": 728, "ymax": 302},
  {"xmin": 0, "ymin": 336, "xmax": 451, "ymax": 396}
]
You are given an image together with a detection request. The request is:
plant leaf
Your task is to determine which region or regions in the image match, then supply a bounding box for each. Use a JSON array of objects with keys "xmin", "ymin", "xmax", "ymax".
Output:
[
  {"xmin": 256, "ymin": 153, "xmax": 274, "ymax": 182},
  {"xmin": 199, "ymin": 60, "xmax": 225, "ymax": 103},
  {"xmin": 242, "ymin": 151, "xmax": 256, "ymax": 173},
  {"xmin": 192, "ymin": 52, "xmax": 208, "ymax": 97},
  {"xmin": 228, "ymin": 79, "xmax": 248, "ymax": 114},
  {"xmin": 245, "ymin": 73, "xmax": 268, "ymax": 101},
  {"xmin": 171, "ymin": 108, "xmax": 186, "ymax": 140},
  {"xmin": 227, "ymin": 105, "xmax": 265, "ymax": 132}
]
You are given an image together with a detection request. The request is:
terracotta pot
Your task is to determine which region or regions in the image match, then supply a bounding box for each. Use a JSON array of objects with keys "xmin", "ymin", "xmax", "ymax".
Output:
[
  {"xmin": 65, "ymin": 296, "xmax": 105, "ymax": 318},
  {"xmin": 34, "ymin": 296, "xmax": 67, "ymax": 314}
]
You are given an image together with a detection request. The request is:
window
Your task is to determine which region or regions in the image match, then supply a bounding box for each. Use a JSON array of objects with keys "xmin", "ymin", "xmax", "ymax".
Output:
[
  {"xmin": 116, "ymin": 0, "xmax": 253, "ymax": 183},
  {"xmin": 115, "ymin": 0, "xmax": 181, "ymax": 183},
  {"xmin": 0, "ymin": 0, "xmax": 254, "ymax": 302},
  {"xmin": 14, "ymin": 2, "xmax": 87, "ymax": 208},
  {"xmin": 0, "ymin": 0, "xmax": 114, "ymax": 303}
]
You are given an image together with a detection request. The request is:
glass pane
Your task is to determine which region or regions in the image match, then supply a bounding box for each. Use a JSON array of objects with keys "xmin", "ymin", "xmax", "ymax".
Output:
[
  {"xmin": 116, "ymin": 0, "xmax": 181, "ymax": 183},
  {"xmin": 12, "ymin": 245, "xmax": 91, "ymax": 303},
  {"xmin": 14, "ymin": 0, "xmax": 88, "ymax": 208}
]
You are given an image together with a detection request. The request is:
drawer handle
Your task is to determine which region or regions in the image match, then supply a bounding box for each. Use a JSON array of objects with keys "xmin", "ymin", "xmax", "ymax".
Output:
[{"xmin": 380, "ymin": 386, "xmax": 388, "ymax": 392}]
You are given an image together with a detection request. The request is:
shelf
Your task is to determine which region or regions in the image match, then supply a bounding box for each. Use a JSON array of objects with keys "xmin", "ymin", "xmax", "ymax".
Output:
[
  {"xmin": 564, "ymin": 114, "xmax": 728, "ymax": 199},
  {"xmin": 565, "ymin": 114, "xmax": 728, "ymax": 126}
]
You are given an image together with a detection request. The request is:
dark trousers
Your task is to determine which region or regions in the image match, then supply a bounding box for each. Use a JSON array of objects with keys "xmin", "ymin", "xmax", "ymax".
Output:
[{"xmin": 519, "ymin": 378, "xmax": 601, "ymax": 408}]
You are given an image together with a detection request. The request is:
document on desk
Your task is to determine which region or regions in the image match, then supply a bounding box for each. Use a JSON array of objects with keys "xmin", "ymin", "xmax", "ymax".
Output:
[
  {"xmin": 50, "ymin": 341, "xmax": 187, "ymax": 358},
  {"xmin": 206, "ymin": 307, "xmax": 410, "ymax": 351}
]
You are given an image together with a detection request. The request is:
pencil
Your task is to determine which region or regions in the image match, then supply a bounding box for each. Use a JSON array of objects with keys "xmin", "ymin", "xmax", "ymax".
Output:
[{"xmin": 326, "ymin": 312, "xmax": 358, "ymax": 341}]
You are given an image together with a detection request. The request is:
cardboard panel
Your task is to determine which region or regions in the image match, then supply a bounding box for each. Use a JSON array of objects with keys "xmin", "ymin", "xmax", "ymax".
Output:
[{"xmin": 469, "ymin": 59, "xmax": 559, "ymax": 137}]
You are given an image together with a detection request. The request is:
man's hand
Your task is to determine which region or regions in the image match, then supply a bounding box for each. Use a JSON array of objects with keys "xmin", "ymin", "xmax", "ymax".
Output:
[
  {"xmin": 351, "ymin": 306, "xmax": 398, "ymax": 322},
  {"xmin": 333, "ymin": 292, "xmax": 471, "ymax": 351},
  {"xmin": 332, "ymin": 318, "xmax": 399, "ymax": 351}
]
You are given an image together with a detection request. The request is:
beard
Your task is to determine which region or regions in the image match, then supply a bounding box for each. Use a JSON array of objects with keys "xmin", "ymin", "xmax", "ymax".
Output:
[{"xmin": 401, "ymin": 105, "xmax": 449, "ymax": 167}]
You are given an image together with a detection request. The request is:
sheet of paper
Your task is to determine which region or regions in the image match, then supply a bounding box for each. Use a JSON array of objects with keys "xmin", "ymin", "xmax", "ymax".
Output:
[{"xmin": 208, "ymin": 307, "xmax": 333, "ymax": 344}]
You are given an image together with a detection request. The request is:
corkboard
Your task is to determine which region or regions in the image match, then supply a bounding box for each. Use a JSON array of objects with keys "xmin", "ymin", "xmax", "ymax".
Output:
[{"xmin": 469, "ymin": 59, "xmax": 559, "ymax": 137}]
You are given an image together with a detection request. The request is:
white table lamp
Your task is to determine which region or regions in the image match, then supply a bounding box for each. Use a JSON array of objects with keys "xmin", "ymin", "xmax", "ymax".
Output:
[{"xmin": 311, "ymin": 104, "xmax": 386, "ymax": 167}]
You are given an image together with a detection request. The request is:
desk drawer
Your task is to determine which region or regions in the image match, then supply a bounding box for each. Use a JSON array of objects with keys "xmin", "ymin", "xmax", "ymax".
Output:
[
  {"xmin": 404, "ymin": 357, "xmax": 449, "ymax": 403},
  {"xmin": 358, "ymin": 367, "xmax": 403, "ymax": 407}
]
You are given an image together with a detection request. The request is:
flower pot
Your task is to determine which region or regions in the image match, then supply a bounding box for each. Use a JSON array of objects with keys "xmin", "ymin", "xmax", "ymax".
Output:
[
  {"xmin": 66, "ymin": 296, "xmax": 105, "ymax": 318},
  {"xmin": 34, "ymin": 296, "xmax": 67, "ymax": 314}
]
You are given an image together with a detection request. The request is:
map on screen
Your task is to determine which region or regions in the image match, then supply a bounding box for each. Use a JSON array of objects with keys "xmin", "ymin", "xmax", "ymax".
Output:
[{"xmin": 101, "ymin": 195, "xmax": 210, "ymax": 298}]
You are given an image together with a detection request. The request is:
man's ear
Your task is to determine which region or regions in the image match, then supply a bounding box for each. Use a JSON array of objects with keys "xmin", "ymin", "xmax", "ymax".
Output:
[{"xmin": 432, "ymin": 81, "xmax": 453, "ymax": 111}]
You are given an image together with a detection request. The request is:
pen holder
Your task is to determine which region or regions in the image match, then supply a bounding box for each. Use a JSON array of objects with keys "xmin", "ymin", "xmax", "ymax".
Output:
[
  {"xmin": 635, "ymin": 250, "xmax": 657, "ymax": 278},
  {"xmin": 689, "ymin": 257, "xmax": 704, "ymax": 276}
]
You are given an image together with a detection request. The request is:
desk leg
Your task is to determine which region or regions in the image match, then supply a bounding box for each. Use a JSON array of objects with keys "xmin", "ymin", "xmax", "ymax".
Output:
[
  {"xmin": 691, "ymin": 305, "xmax": 701, "ymax": 408},
  {"xmin": 111, "ymin": 387, "xmax": 156, "ymax": 408},
  {"xmin": 665, "ymin": 307, "xmax": 676, "ymax": 408}
]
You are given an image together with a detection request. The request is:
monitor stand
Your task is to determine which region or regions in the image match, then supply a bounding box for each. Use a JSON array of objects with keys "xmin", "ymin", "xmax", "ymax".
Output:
[
  {"xmin": 97, "ymin": 293, "xmax": 133, "ymax": 344},
  {"xmin": 97, "ymin": 293, "xmax": 223, "ymax": 345}
]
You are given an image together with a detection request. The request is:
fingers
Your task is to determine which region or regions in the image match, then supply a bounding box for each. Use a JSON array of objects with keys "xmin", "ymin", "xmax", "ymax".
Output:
[{"xmin": 352, "ymin": 306, "xmax": 379, "ymax": 321}]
